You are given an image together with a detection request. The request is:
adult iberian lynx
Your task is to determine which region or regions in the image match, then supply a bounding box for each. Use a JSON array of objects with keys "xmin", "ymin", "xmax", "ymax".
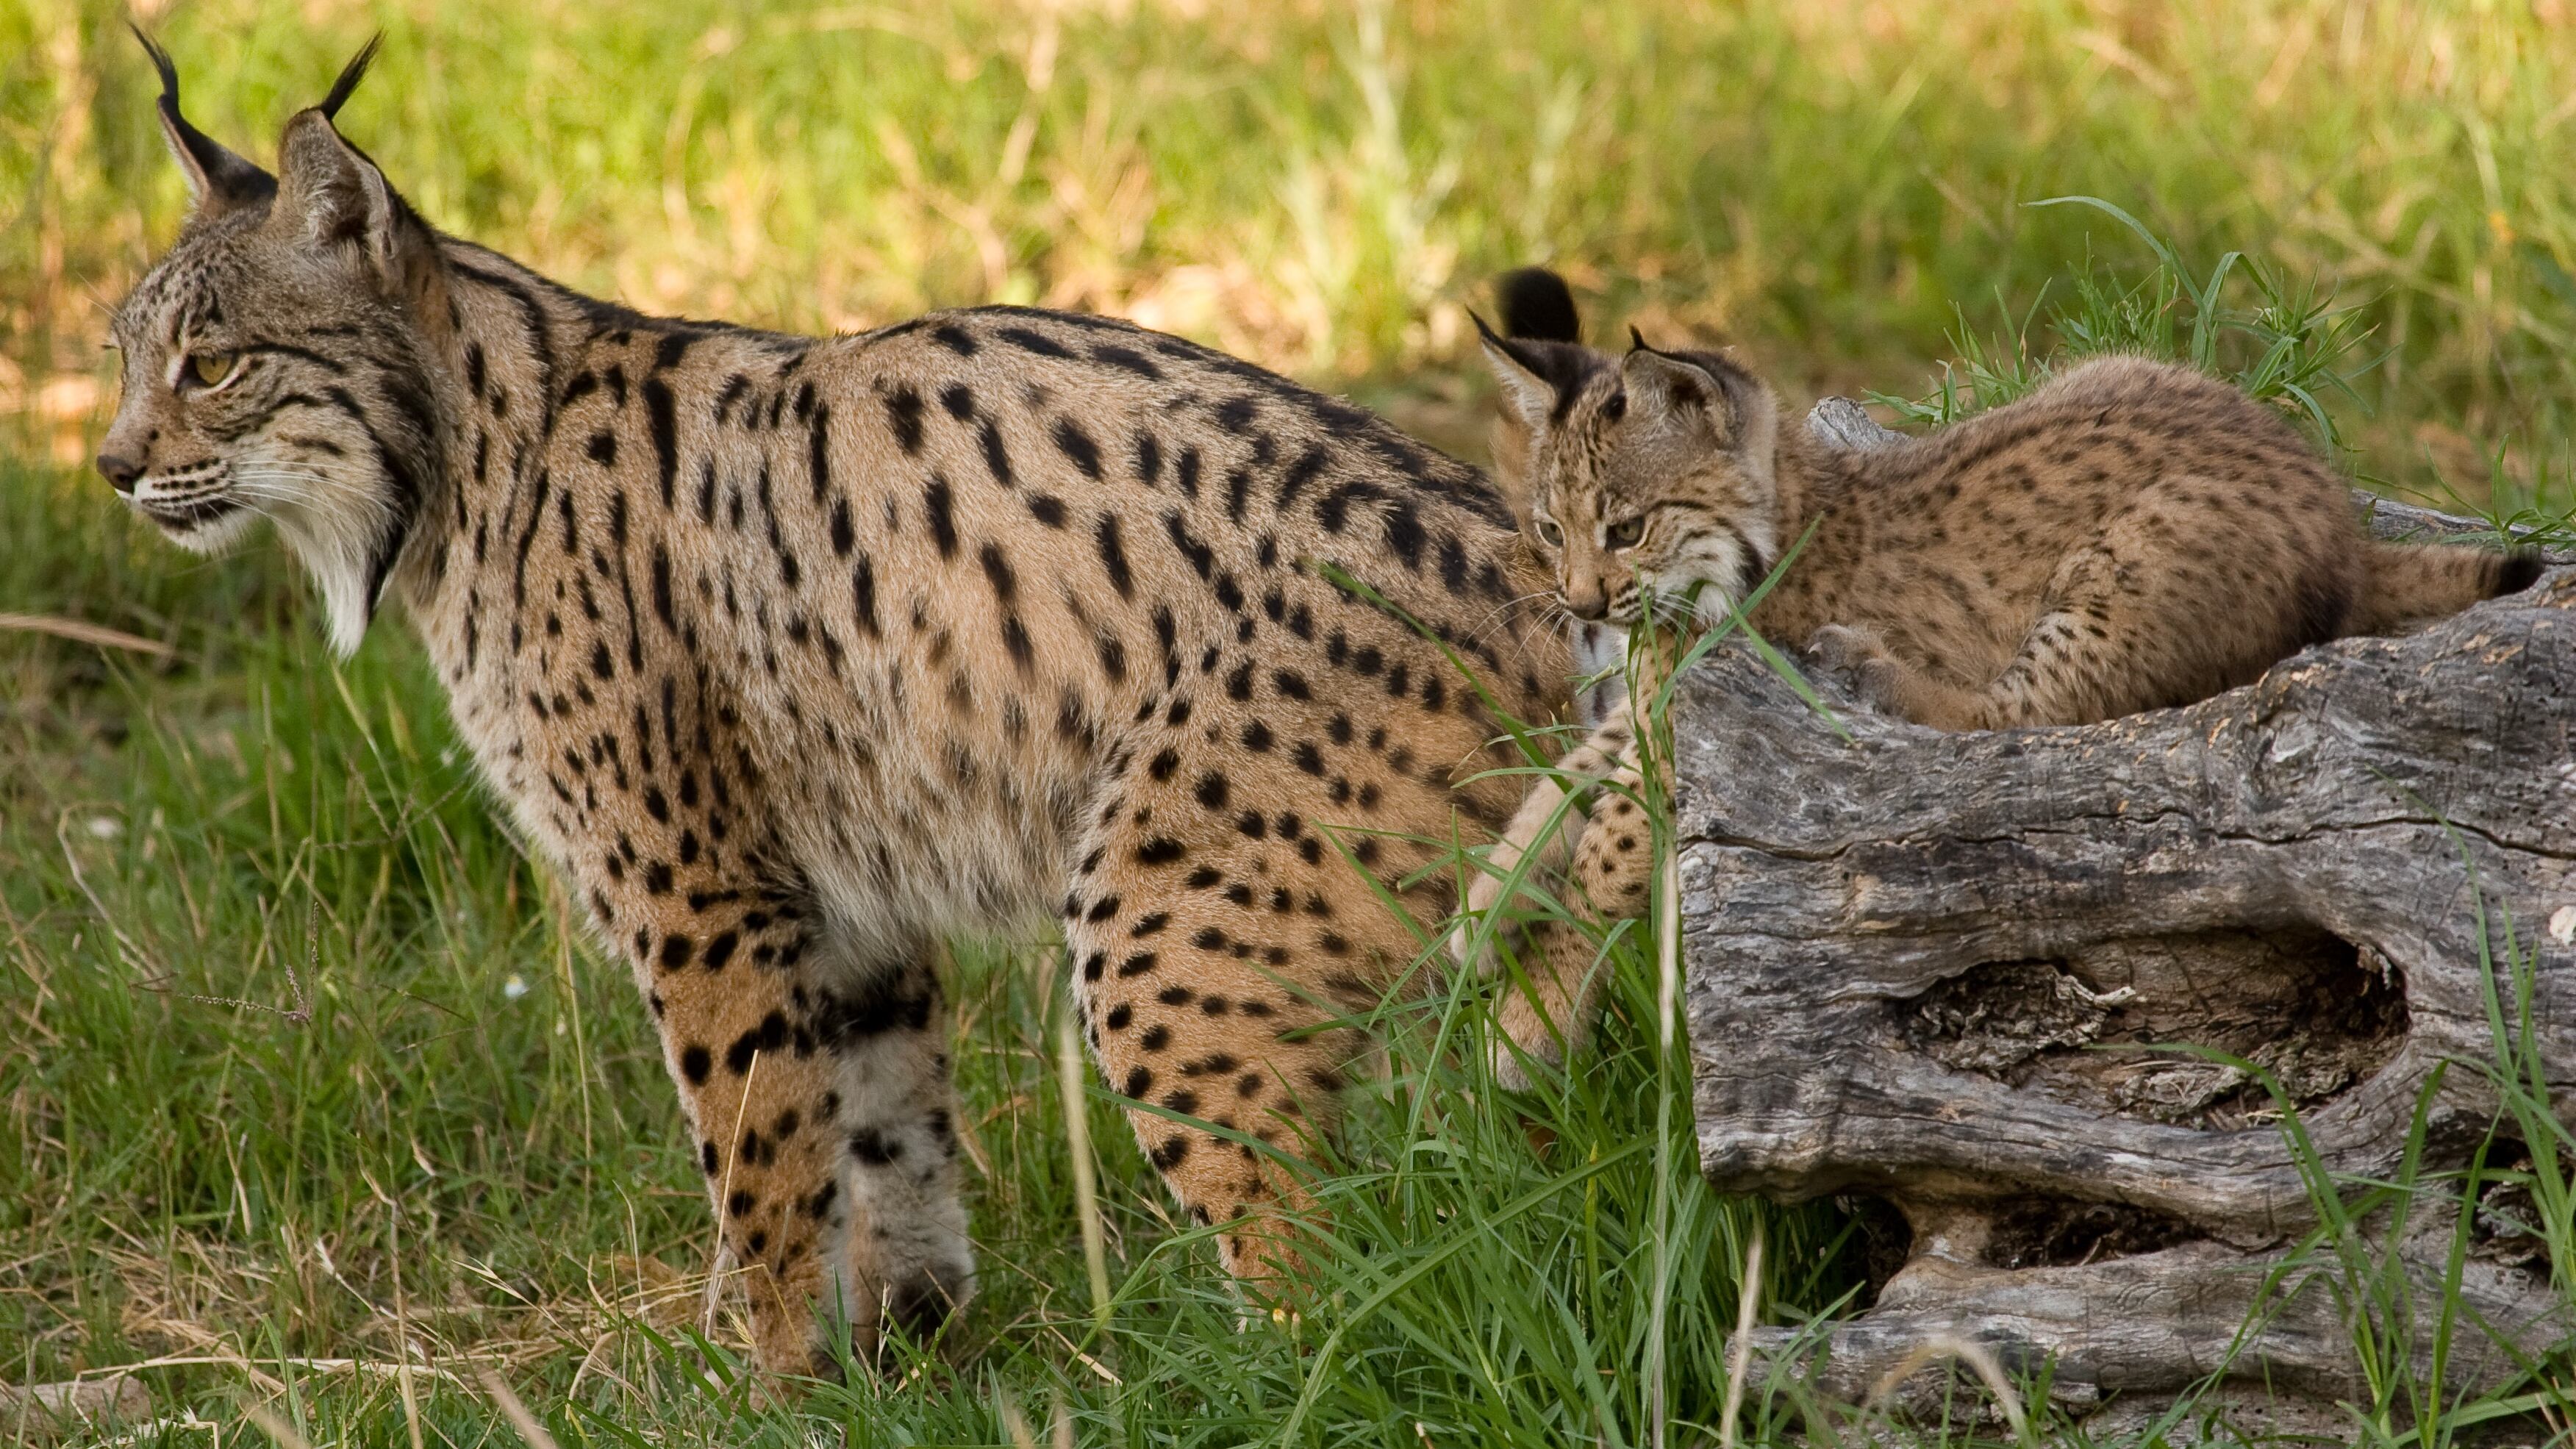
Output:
[{"xmin": 99, "ymin": 32, "xmax": 1570, "ymax": 1374}]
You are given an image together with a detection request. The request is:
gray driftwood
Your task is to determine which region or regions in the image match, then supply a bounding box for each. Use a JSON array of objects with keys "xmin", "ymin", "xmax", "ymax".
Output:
[
  {"xmin": 0, "ymin": 1374, "xmax": 150, "ymax": 1441},
  {"xmin": 1675, "ymin": 402, "xmax": 2575, "ymax": 1430}
]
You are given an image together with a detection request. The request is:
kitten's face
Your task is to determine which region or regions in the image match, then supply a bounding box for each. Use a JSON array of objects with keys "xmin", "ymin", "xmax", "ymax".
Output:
[
  {"xmin": 1481, "ymin": 326, "xmax": 1781, "ymax": 629},
  {"xmin": 99, "ymin": 36, "xmax": 440, "ymax": 655}
]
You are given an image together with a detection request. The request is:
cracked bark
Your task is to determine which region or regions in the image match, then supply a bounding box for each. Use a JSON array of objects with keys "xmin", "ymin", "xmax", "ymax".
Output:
[{"xmin": 1677, "ymin": 402, "xmax": 2576, "ymax": 1429}]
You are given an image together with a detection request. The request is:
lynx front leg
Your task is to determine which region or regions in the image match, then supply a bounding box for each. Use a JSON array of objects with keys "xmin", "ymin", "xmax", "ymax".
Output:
[
  {"xmin": 1805, "ymin": 623, "xmax": 1985, "ymax": 727},
  {"xmin": 1491, "ymin": 757, "xmax": 1656, "ymax": 1087},
  {"xmin": 618, "ymin": 886, "xmax": 971, "ymax": 1375},
  {"xmin": 1450, "ymin": 704, "xmax": 1639, "ymax": 971},
  {"xmin": 620, "ymin": 887, "xmax": 856, "ymax": 1376}
]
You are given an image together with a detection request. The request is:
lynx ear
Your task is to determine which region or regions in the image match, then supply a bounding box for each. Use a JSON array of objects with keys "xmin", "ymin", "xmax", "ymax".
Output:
[
  {"xmin": 132, "ymin": 26, "xmax": 276, "ymax": 218},
  {"xmin": 273, "ymin": 112, "xmax": 389, "ymax": 243},
  {"xmin": 315, "ymin": 33, "xmax": 383, "ymax": 121},
  {"xmin": 1620, "ymin": 332, "xmax": 1741, "ymax": 444},
  {"xmin": 1474, "ymin": 311, "xmax": 1562, "ymax": 434},
  {"xmin": 270, "ymin": 45, "xmax": 425, "ymax": 285}
]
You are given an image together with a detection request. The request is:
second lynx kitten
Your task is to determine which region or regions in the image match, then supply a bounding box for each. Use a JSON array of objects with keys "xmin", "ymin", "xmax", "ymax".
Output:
[{"xmin": 1460, "ymin": 268, "xmax": 2540, "ymax": 1081}]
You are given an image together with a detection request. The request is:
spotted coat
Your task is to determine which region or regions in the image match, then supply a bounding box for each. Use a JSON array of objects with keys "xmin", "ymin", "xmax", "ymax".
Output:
[{"xmin": 96, "ymin": 50, "xmax": 1574, "ymax": 1375}]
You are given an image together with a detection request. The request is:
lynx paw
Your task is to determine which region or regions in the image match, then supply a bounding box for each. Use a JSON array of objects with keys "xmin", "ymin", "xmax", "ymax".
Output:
[{"xmin": 1806, "ymin": 624, "xmax": 1906, "ymax": 715}]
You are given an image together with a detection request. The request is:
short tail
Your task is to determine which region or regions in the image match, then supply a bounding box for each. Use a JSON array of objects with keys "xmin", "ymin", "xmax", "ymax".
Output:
[
  {"xmin": 2347, "ymin": 541, "xmax": 2545, "ymax": 634},
  {"xmin": 1495, "ymin": 267, "xmax": 1581, "ymax": 343}
]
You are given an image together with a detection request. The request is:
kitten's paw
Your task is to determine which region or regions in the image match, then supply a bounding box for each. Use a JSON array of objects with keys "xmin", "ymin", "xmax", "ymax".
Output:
[{"xmin": 1806, "ymin": 624, "xmax": 1906, "ymax": 715}]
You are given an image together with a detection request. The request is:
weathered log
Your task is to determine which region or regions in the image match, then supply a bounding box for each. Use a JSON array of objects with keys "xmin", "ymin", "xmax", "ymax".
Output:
[
  {"xmin": 0, "ymin": 1374, "xmax": 151, "ymax": 1441},
  {"xmin": 1679, "ymin": 402, "xmax": 2576, "ymax": 1427}
]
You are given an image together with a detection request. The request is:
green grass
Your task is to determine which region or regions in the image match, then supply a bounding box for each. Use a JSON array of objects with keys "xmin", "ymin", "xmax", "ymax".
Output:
[
  {"xmin": 7, "ymin": 1, "xmax": 2576, "ymax": 1443},
  {"xmin": 10, "ymin": 0, "xmax": 2576, "ymax": 506}
]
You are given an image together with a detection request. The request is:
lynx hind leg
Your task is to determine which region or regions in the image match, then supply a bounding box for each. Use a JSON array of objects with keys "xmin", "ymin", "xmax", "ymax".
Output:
[
  {"xmin": 1451, "ymin": 704, "xmax": 1641, "ymax": 970},
  {"xmin": 1490, "ymin": 761, "xmax": 1657, "ymax": 1087},
  {"xmin": 1061, "ymin": 769, "xmax": 1412, "ymax": 1297},
  {"xmin": 1971, "ymin": 490, "xmax": 2340, "ymax": 729},
  {"xmin": 809, "ymin": 943, "xmax": 975, "ymax": 1361}
]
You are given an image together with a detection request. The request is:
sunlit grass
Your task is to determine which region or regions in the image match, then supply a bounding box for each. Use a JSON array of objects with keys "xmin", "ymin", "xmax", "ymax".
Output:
[{"xmin": 9, "ymin": 1, "xmax": 2576, "ymax": 504}]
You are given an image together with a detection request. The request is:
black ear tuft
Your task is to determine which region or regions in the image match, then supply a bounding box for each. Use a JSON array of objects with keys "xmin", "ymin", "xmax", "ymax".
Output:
[
  {"xmin": 132, "ymin": 24, "xmax": 278, "ymax": 210},
  {"xmin": 1496, "ymin": 268, "xmax": 1581, "ymax": 343},
  {"xmin": 318, "ymin": 33, "xmax": 384, "ymax": 121},
  {"xmin": 131, "ymin": 22, "xmax": 180, "ymax": 99},
  {"xmin": 1475, "ymin": 309, "xmax": 1600, "ymax": 403}
]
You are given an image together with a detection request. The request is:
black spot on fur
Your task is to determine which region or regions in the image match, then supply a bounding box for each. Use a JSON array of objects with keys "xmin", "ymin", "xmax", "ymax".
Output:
[
  {"xmin": 848, "ymin": 1128, "xmax": 903, "ymax": 1166},
  {"xmin": 978, "ymin": 418, "xmax": 1014, "ymax": 487},
  {"xmin": 726, "ymin": 1010, "xmax": 791, "ymax": 1073},
  {"xmin": 1092, "ymin": 343, "xmax": 1163, "ymax": 379},
  {"xmin": 643, "ymin": 379, "xmax": 678, "ymax": 507},
  {"xmin": 1054, "ymin": 418, "xmax": 1103, "ymax": 478},
  {"xmin": 998, "ymin": 326, "xmax": 1074, "ymax": 359},
  {"xmin": 924, "ymin": 477, "xmax": 959, "ymax": 559},
  {"xmin": 1095, "ymin": 513, "xmax": 1134, "ymax": 598},
  {"xmin": 885, "ymin": 385, "xmax": 926, "ymax": 454}
]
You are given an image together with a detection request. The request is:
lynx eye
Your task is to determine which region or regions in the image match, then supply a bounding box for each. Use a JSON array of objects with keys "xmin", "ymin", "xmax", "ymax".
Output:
[
  {"xmin": 181, "ymin": 351, "xmax": 239, "ymax": 392},
  {"xmin": 1534, "ymin": 517, "xmax": 1565, "ymax": 548},
  {"xmin": 1605, "ymin": 515, "xmax": 1646, "ymax": 549}
]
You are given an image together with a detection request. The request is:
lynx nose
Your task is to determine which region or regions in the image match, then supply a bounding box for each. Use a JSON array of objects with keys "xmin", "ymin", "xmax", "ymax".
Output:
[
  {"xmin": 1565, "ymin": 588, "xmax": 1610, "ymax": 621},
  {"xmin": 96, "ymin": 452, "xmax": 144, "ymax": 494}
]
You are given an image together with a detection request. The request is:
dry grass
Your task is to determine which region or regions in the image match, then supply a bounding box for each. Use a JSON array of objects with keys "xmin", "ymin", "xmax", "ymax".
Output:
[{"xmin": 7, "ymin": 0, "xmax": 2576, "ymax": 505}]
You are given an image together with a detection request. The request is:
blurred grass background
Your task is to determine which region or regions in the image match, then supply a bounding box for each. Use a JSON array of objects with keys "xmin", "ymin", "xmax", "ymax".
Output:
[
  {"xmin": 6, "ymin": 1, "xmax": 2576, "ymax": 1443},
  {"xmin": 7, "ymin": 0, "xmax": 2576, "ymax": 501}
]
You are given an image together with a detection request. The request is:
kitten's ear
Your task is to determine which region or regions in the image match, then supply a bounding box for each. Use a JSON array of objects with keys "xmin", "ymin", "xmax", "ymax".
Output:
[
  {"xmin": 1474, "ymin": 310, "xmax": 1561, "ymax": 434},
  {"xmin": 132, "ymin": 26, "xmax": 276, "ymax": 219},
  {"xmin": 1620, "ymin": 331, "xmax": 1741, "ymax": 444},
  {"xmin": 271, "ymin": 43, "xmax": 420, "ymax": 284},
  {"xmin": 1472, "ymin": 313, "xmax": 1556, "ymax": 526}
]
